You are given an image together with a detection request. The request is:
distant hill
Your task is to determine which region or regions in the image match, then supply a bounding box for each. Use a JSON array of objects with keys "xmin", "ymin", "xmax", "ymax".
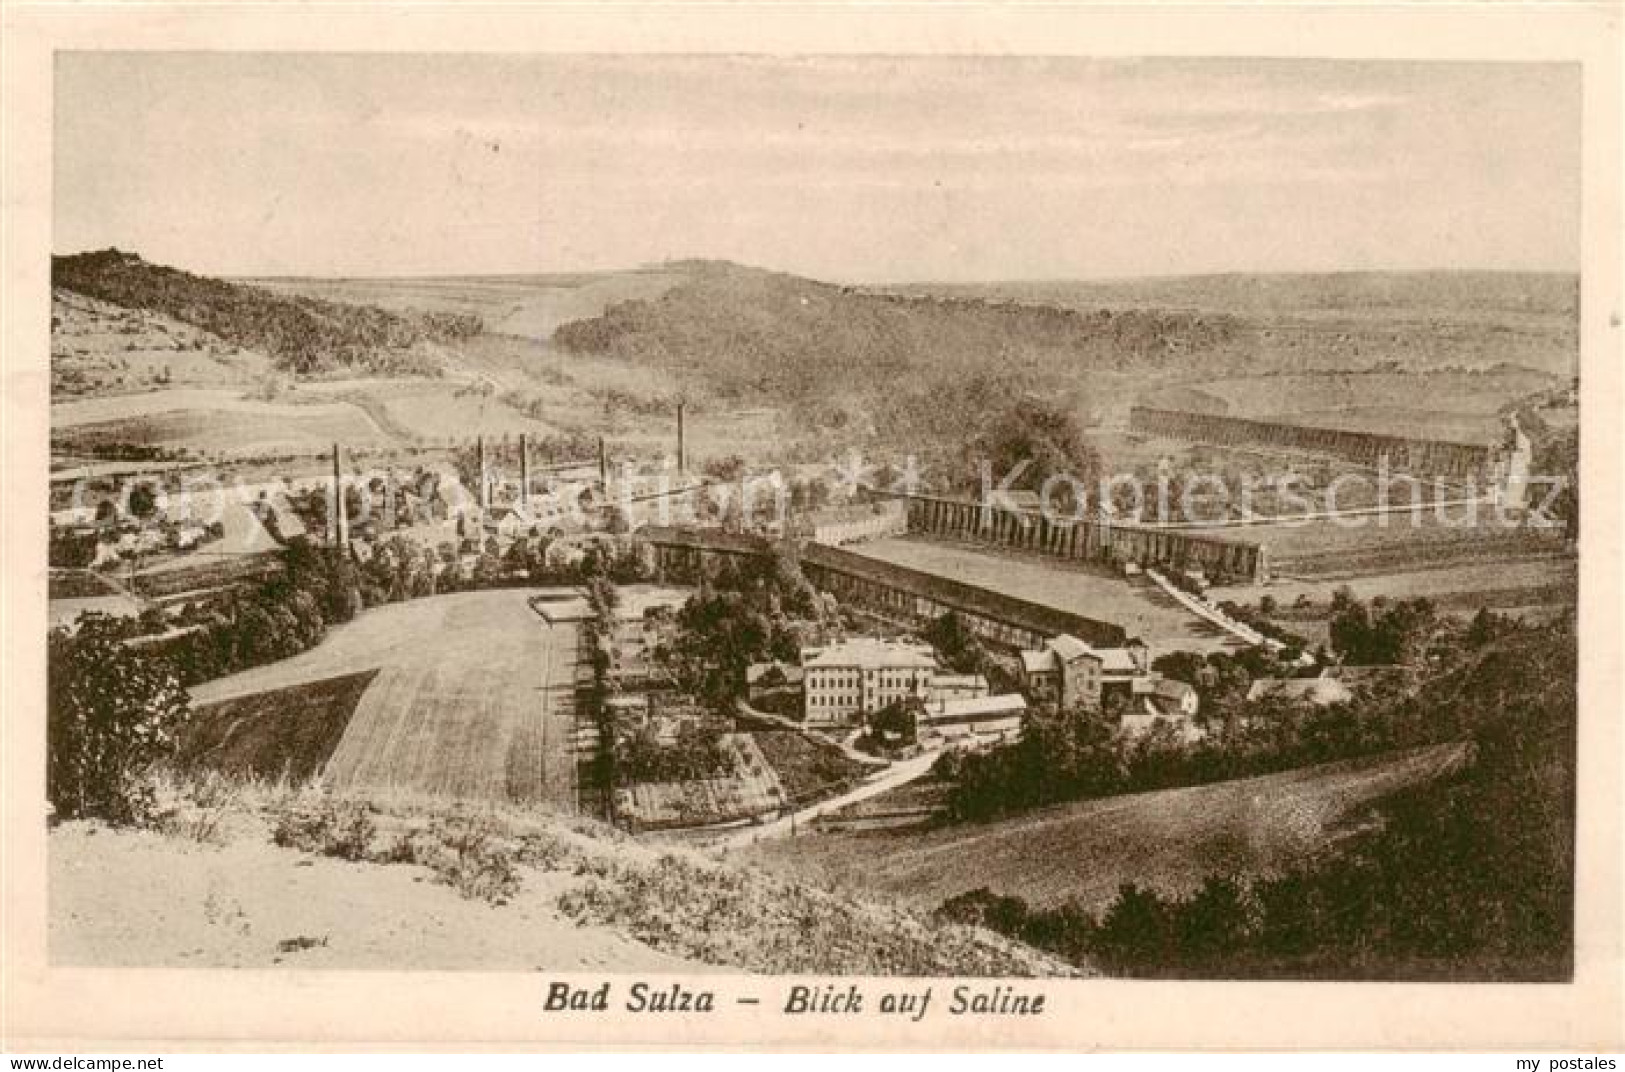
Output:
[
  {"xmin": 897, "ymin": 270, "xmax": 1580, "ymax": 322},
  {"xmin": 53, "ymin": 249, "xmax": 482, "ymax": 376},
  {"xmin": 550, "ymin": 261, "xmax": 1578, "ymax": 442}
]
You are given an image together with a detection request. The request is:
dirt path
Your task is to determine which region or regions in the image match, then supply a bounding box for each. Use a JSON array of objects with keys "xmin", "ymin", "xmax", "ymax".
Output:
[{"xmin": 712, "ymin": 750, "xmax": 941, "ymax": 850}]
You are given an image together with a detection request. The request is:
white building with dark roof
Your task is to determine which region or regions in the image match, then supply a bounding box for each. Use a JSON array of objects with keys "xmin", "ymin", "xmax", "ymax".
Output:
[
  {"xmin": 801, "ymin": 638, "xmax": 938, "ymax": 726},
  {"xmin": 1122, "ymin": 677, "xmax": 1202, "ymax": 740},
  {"xmin": 918, "ymin": 692, "xmax": 1028, "ymax": 747}
]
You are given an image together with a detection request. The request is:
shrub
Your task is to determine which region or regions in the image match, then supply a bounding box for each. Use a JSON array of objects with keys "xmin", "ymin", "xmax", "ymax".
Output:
[
  {"xmin": 146, "ymin": 768, "xmax": 242, "ymax": 844},
  {"xmin": 405, "ymin": 814, "xmax": 522, "ymax": 904},
  {"xmin": 48, "ymin": 615, "xmax": 190, "ymax": 824}
]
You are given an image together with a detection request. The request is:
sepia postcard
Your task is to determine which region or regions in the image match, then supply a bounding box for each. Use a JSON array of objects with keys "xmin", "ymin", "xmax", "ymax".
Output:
[{"xmin": 2, "ymin": 1, "xmax": 1622, "ymax": 1054}]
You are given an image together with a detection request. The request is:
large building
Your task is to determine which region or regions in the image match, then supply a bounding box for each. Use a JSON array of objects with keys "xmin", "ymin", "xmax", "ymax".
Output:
[
  {"xmin": 1021, "ymin": 634, "xmax": 1155, "ymax": 711},
  {"xmin": 918, "ymin": 693, "xmax": 1028, "ymax": 748},
  {"xmin": 1019, "ymin": 634, "xmax": 1106, "ymax": 710},
  {"xmin": 802, "ymin": 638, "xmax": 938, "ymax": 726}
]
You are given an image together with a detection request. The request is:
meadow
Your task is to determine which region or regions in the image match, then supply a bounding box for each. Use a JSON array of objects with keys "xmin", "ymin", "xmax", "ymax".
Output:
[
  {"xmin": 750, "ymin": 743, "xmax": 1468, "ymax": 913},
  {"xmin": 188, "ymin": 589, "xmax": 583, "ymax": 811}
]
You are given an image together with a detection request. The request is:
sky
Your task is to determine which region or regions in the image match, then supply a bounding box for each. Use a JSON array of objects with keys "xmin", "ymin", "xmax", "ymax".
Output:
[{"xmin": 54, "ymin": 54, "xmax": 1581, "ymax": 283}]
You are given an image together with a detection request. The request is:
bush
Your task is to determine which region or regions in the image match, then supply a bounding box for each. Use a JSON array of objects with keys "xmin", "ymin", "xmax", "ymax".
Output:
[
  {"xmin": 48, "ymin": 615, "xmax": 190, "ymax": 824},
  {"xmin": 406, "ymin": 814, "xmax": 522, "ymax": 904},
  {"xmin": 270, "ymin": 794, "xmax": 377, "ymax": 861}
]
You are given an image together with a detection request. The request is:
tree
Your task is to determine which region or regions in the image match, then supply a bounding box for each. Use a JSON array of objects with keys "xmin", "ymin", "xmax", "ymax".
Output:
[
  {"xmin": 923, "ymin": 611, "xmax": 988, "ymax": 675},
  {"xmin": 1175, "ymin": 876, "xmax": 1253, "ymax": 959},
  {"xmin": 48, "ymin": 614, "xmax": 190, "ymax": 822},
  {"xmin": 1151, "ymin": 650, "xmax": 1206, "ymax": 687},
  {"xmin": 1098, "ymin": 883, "xmax": 1174, "ymax": 970},
  {"xmin": 868, "ymin": 698, "xmax": 920, "ymax": 746},
  {"xmin": 968, "ymin": 395, "xmax": 1102, "ymax": 514},
  {"xmin": 126, "ymin": 482, "xmax": 159, "ymax": 520}
]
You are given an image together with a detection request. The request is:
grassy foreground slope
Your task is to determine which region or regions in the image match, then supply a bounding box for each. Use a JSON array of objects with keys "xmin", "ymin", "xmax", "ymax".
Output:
[
  {"xmin": 51, "ymin": 797, "xmax": 1076, "ymax": 975},
  {"xmin": 748, "ymin": 744, "xmax": 1469, "ymax": 913}
]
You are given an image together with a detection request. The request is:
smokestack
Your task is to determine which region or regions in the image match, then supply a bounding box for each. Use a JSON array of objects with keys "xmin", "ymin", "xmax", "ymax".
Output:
[
  {"xmin": 477, "ymin": 436, "xmax": 489, "ymax": 511},
  {"xmin": 676, "ymin": 402, "xmax": 687, "ymax": 477},
  {"xmin": 598, "ymin": 436, "xmax": 609, "ymax": 489},
  {"xmin": 331, "ymin": 442, "xmax": 348, "ymax": 547},
  {"xmin": 519, "ymin": 434, "xmax": 530, "ymax": 509}
]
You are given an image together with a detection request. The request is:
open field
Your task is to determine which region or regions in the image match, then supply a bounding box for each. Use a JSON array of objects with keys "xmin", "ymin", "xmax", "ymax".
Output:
[
  {"xmin": 1180, "ymin": 513, "xmax": 1571, "ymax": 582},
  {"xmin": 902, "ymin": 272, "xmax": 1578, "ymax": 381},
  {"xmin": 747, "ymin": 744, "xmax": 1469, "ymax": 913},
  {"xmin": 179, "ymin": 670, "xmax": 379, "ymax": 783},
  {"xmin": 1216, "ymin": 556, "xmax": 1577, "ymax": 618},
  {"xmin": 1133, "ymin": 369, "xmax": 1558, "ymax": 442},
  {"xmin": 52, "ymin": 387, "xmax": 394, "ymax": 457},
  {"xmin": 51, "ymin": 803, "xmax": 1068, "ymax": 974},
  {"xmin": 852, "ymin": 536, "xmax": 1239, "ymax": 652},
  {"xmin": 190, "ymin": 589, "xmax": 582, "ymax": 811}
]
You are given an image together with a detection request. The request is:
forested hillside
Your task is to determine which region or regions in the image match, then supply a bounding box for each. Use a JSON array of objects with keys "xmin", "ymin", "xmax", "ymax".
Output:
[{"xmin": 53, "ymin": 249, "xmax": 482, "ymax": 375}]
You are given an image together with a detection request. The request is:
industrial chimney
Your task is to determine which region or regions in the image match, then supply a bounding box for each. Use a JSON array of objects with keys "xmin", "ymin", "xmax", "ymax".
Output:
[
  {"xmin": 330, "ymin": 442, "xmax": 348, "ymax": 547},
  {"xmin": 598, "ymin": 436, "xmax": 609, "ymax": 490},
  {"xmin": 476, "ymin": 436, "xmax": 489, "ymax": 511},
  {"xmin": 676, "ymin": 402, "xmax": 687, "ymax": 477}
]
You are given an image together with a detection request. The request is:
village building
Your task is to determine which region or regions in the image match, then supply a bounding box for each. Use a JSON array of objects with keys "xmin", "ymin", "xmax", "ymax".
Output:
[
  {"xmin": 1118, "ymin": 676, "xmax": 1199, "ymax": 735},
  {"xmin": 1098, "ymin": 638, "xmax": 1152, "ymax": 702},
  {"xmin": 929, "ymin": 672, "xmax": 990, "ymax": 703},
  {"xmin": 801, "ymin": 638, "xmax": 938, "ymax": 727},
  {"xmin": 1021, "ymin": 633, "xmax": 1157, "ymax": 711},
  {"xmin": 1019, "ymin": 633, "xmax": 1105, "ymax": 709},
  {"xmin": 484, "ymin": 503, "xmax": 537, "ymax": 540}
]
